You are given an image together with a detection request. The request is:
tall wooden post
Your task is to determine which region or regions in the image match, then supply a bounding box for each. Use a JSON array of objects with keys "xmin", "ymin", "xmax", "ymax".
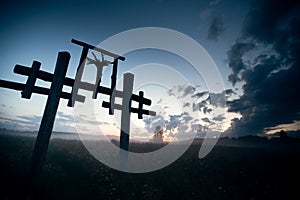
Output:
[
  {"xmin": 120, "ymin": 73, "xmax": 134, "ymax": 151},
  {"xmin": 67, "ymin": 46, "xmax": 88, "ymax": 107},
  {"xmin": 119, "ymin": 73, "xmax": 134, "ymax": 172},
  {"xmin": 137, "ymin": 91, "xmax": 144, "ymax": 119},
  {"xmin": 109, "ymin": 59, "xmax": 119, "ymax": 115},
  {"xmin": 28, "ymin": 52, "xmax": 71, "ymax": 196}
]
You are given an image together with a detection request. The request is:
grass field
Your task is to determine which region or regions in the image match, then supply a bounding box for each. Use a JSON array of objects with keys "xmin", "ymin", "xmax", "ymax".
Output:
[{"xmin": 0, "ymin": 134, "xmax": 300, "ymax": 199}]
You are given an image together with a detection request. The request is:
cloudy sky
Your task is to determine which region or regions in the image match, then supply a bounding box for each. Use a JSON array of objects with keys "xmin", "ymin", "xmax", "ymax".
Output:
[{"xmin": 0, "ymin": 0, "xmax": 299, "ymax": 139}]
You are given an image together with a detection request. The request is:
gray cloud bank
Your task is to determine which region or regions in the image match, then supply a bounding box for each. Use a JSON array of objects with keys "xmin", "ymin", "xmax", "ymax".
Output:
[{"xmin": 226, "ymin": 0, "xmax": 300, "ymax": 136}]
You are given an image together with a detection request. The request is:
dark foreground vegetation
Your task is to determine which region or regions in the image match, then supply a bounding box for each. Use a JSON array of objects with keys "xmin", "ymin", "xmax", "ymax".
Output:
[{"xmin": 0, "ymin": 134, "xmax": 300, "ymax": 200}]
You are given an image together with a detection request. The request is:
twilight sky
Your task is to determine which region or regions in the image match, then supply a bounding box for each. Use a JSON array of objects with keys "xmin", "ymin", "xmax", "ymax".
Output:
[{"xmin": 0, "ymin": 0, "xmax": 299, "ymax": 139}]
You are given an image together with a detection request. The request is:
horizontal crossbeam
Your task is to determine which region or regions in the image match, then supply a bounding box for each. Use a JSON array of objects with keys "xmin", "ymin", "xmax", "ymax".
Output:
[
  {"xmin": 14, "ymin": 65, "xmax": 152, "ymax": 105},
  {"xmin": 102, "ymin": 101, "xmax": 156, "ymax": 117},
  {"xmin": 0, "ymin": 79, "xmax": 85, "ymax": 102},
  {"xmin": 71, "ymin": 39, "xmax": 126, "ymax": 61}
]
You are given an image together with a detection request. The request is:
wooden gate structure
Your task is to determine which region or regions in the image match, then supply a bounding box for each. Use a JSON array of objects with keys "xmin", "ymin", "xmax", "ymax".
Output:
[{"xmin": 0, "ymin": 39, "xmax": 156, "ymax": 197}]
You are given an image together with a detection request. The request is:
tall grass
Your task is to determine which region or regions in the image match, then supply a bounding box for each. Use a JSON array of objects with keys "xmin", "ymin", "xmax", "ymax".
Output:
[{"xmin": 0, "ymin": 134, "xmax": 300, "ymax": 199}]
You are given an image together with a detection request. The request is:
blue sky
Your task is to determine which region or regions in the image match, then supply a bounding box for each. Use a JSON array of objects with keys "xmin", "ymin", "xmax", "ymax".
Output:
[{"xmin": 1, "ymin": 0, "xmax": 299, "ymax": 138}]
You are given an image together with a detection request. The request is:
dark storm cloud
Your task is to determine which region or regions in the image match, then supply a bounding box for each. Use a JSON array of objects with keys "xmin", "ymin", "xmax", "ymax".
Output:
[
  {"xmin": 203, "ymin": 107, "xmax": 212, "ymax": 114},
  {"xmin": 192, "ymin": 101, "xmax": 207, "ymax": 111},
  {"xmin": 207, "ymin": 17, "xmax": 225, "ymax": 41},
  {"xmin": 143, "ymin": 111, "xmax": 196, "ymax": 136},
  {"xmin": 165, "ymin": 112, "xmax": 193, "ymax": 132},
  {"xmin": 181, "ymin": 85, "xmax": 196, "ymax": 98},
  {"xmin": 226, "ymin": 0, "xmax": 300, "ymax": 136},
  {"xmin": 143, "ymin": 114, "xmax": 165, "ymax": 133},
  {"xmin": 209, "ymin": 92, "xmax": 226, "ymax": 107},
  {"xmin": 191, "ymin": 91, "xmax": 209, "ymax": 98},
  {"xmin": 212, "ymin": 114, "xmax": 225, "ymax": 122},
  {"xmin": 201, "ymin": 117, "xmax": 211, "ymax": 123},
  {"xmin": 227, "ymin": 42, "xmax": 255, "ymax": 85},
  {"xmin": 224, "ymin": 88, "xmax": 236, "ymax": 96},
  {"xmin": 191, "ymin": 90, "xmax": 228, "ymax": 114}
]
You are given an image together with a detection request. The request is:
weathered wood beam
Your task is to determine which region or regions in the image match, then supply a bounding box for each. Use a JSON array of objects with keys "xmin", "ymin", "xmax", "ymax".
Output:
[
  {"xmin": 120, "ymin": 73, "xmax": 133, "ymax": 151},
  {"xmin": 13, "ymin": 65, "xmax": 152, "ymax": 105},
  {"xmin": 102, "ymin": 101, "xmax": 156, "ymax": 117},
  {"xmin": 71, "ymin": 39, "xmax": 126, "ymax": 61},
  {"xmin": 21, "ymin": 61, "xmax": 41, "ymax": 99},
  {"xmin": 138, "ymin": 91, "xmax": 144, "ymax": 119},
  {"xmin": 0, "ymin": 79, "xmax": 84, "ymax": 102},
  {"xmin": 28, "ymin": 51, "xmax": 71, "ymax": 196},
  {"xmin": 108, "ymin": 59, "xmax": 119, "ymax": 114}
]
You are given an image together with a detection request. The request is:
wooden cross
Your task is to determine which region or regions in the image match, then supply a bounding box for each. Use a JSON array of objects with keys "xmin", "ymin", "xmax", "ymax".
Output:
[
  {"xmin": 67, "ymin": 39, "xmax": 125, "ymax": 111},
  {"xmin": 70, "ymin": 39, "xmax": 156, "ymax": 151},
  {"xmin": 101, "ymin": 74, "xmax": 156, "ymax": 150},
  {"xmin": 1, "ymin": 52, "xmax": 72, "ymax": 196}
]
